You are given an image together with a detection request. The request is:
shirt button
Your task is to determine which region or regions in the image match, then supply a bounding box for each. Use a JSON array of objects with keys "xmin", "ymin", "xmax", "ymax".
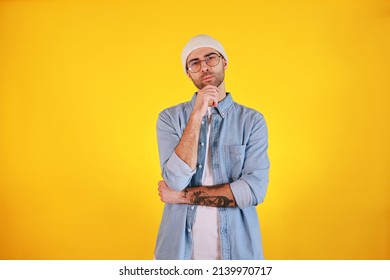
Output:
[
  {"xmin": 188, "ymin": 228, "xmax": 192, "ymax": 232},
  {"xmin": 201, "ymin": 121, "xmax": 205, "ymax": 125},
  {"xmin": 198, "ymin": 164, "xmax": 203, "ymax": 169},
  {"xmin": 191, "ymin": 206, "xmax": 195, "ymax": 210},
  {"xmin": 200, "ymin": 142, "xmax": 204, "ymax": 147}
]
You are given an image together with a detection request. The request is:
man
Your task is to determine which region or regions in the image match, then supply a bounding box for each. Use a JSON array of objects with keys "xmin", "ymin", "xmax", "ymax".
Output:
[{"xmin": 154, "ymin": 35, "xmax": 270, "ymax": 260}]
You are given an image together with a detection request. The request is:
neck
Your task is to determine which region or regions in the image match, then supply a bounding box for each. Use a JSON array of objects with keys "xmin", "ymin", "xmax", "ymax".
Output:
[{"xmin": 217, "ymin": 81, "xmax": 227, "ymax": 101}]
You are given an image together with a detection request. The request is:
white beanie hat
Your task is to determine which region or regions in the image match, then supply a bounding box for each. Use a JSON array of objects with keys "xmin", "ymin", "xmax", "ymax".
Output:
[{"xmin": 181, "ymin": 34, "xmax": 228, "ymax": 73}]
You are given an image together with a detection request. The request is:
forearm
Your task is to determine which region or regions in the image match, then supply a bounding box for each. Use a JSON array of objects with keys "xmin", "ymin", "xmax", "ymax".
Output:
[
  {"xmin": 158, "ymin": 181, "xmax": 237, "ymax": 208},
  {"xmin": 184, "ymin": 184, "xmax": 237, "ymax": 207},
  {"xmin": 175, "ymin": 113, "xmax": 203, "ymax": 170}
]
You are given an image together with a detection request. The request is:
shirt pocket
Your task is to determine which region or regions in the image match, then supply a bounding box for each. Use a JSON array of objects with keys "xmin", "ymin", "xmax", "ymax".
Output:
[{"xmin": 224, "ymin": 145, "xmax": 246, "ymax": 181}]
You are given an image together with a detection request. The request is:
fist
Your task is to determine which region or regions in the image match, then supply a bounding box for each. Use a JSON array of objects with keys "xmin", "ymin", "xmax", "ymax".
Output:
[
  {"xmin": 158, "ymin": 180, "xmax": 185, "ymax": 204},
  {"xmin": 192, "ymin": 85, "xmax": 219, "ymax": 118}
]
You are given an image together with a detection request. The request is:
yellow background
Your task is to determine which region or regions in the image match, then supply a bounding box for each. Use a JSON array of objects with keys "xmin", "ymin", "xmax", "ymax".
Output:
[{"xmin": 0, "ymin": 0, "xmax": 389, "ymax": 259}]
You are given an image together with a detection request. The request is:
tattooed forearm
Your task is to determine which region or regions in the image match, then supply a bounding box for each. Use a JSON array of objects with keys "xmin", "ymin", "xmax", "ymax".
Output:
[
  {"xmin": 159, "ymin": 181, "xmax": 236, "ymax": 206},
  {"xmin": 188, "ymin": 188, "xmax": 236, "ymax": 207}
]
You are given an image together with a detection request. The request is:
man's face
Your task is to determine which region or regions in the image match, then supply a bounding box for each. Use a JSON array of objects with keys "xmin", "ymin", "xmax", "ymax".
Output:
[{"xmin": 186, "ymin": 47, "xmax": 227, "ymax": 90}]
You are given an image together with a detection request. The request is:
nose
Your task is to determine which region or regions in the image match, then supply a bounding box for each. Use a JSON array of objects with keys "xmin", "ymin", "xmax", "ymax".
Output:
[{"xmin": 200, "ymin": 60, "xmax": 210, "ymax": 72}]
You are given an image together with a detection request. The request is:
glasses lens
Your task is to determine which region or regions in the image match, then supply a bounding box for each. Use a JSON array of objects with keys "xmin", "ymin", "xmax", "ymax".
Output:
[
  {"xmin": 187, "ymin": 54, "xmax": 221, "ymax": 73},
  {"xmin": 206, "ymin": 54, "xmax": 220, "ymax": 67},
  {"xmin": 188, "ymin": 60, "xmax": 201, "ymax": 73}
]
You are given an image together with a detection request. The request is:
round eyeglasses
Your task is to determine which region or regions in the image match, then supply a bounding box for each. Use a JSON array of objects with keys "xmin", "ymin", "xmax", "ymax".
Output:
[{"xmin": 187, "ymin": 53, "xmax": 223, "ymax": 73}]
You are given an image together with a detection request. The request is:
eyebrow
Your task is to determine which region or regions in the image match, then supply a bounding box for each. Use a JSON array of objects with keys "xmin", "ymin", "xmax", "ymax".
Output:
[{"xmin": 188, "ymin": 52, "xmax": 218, "ymax": 64}]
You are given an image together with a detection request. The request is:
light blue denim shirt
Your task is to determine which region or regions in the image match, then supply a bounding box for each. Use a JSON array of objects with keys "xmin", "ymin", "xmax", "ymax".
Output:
[{"xmin": 155, "ymin": 93, "xmax": 270, "ymax": 260}]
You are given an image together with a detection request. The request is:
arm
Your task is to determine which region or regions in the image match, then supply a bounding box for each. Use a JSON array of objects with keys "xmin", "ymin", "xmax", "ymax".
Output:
[
  {"xmin": 174, "ymin": 114, "xmax": 202, "ymax": 170},
  {"xmin": 158, "ymin": 112, "xmax": 270, "ymax": 209},
  {"xmin": 159, "ymin": 111, "xmax": 269, "ymax": 209},
  {"xmin": 174, "ymin": 85, "xmax": 219, "ymax": 170},
  {"xmin": 229, "ymin": 113, "xmax": 270, "ymax": 208},
  {"xmin": 158, "ymin": 180, "xmax": 237, "ymax": 207},
  {"xmin": 157, "ymin": 86, "xmax": 219, "ymax": 190}
]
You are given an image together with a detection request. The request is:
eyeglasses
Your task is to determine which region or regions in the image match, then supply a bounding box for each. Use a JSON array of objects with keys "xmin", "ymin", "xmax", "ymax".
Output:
[{"xmin": 187, "ymin": 53, "xmax": 223, "ymax": 73}]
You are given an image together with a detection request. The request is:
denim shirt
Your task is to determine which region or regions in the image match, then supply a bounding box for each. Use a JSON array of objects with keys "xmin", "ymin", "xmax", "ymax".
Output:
[{"xmin": 155, "ymin": 93, "xmax": 270, "ymax": 260}]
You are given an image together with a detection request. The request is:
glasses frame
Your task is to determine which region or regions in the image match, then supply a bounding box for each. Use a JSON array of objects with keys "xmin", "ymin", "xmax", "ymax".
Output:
[{"xmin": 186, "ymin": 53, "xmax": 223, "ymax": 73}]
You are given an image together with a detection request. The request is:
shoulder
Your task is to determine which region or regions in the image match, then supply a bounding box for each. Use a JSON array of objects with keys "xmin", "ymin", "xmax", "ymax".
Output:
[
  {"xmin": 157, "ymin": 100, "xmax": 193, "ymax": 128},
  {"xmin": 158, "ymin": 100, "xmax": 191, "ymax": 118},
  {"xmin": 231, "ymin": 102, "xmax": 268, "ymax": 138},
  {"xmin": 232, "ymin": 101, "xmax": 265, "ymax": 122}
]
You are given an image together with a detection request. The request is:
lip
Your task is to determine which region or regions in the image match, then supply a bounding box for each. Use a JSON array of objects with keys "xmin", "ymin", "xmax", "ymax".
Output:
[{"xmin": 202, "ymin": 75, "xmax": 213, "ymax": 81}]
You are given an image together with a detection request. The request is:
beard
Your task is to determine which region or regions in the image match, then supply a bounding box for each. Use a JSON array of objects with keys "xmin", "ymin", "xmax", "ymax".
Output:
[{"xmin": 191, "ymin": 70, "xmax": 225, "ymax": 90}]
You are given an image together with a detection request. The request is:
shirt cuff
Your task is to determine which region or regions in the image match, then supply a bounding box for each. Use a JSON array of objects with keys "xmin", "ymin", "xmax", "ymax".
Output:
[
  {"xmin": 165, "ymin": 151, "xmax": 196, "ymax": 190},
  {"xmin": 230, "ymin": 180, "xmax": 254, "ymax": 209}
]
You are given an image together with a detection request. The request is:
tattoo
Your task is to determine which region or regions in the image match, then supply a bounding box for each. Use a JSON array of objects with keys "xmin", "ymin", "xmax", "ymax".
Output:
[
  {"xmin": 190, "ymin": 190, "xmax": 234, "ymax": 207},
  {"xmin": 182, "ymin": 188, "xmax": 188, "ymax": 198}
]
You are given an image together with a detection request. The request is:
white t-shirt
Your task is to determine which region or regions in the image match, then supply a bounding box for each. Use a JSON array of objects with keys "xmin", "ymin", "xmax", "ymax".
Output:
[{"xmin": 191, "ymin": 108, "xmax": 221, "ymax": 260}]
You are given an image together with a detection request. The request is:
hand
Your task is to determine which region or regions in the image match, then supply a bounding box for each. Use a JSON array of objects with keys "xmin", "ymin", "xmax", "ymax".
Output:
[
  {"xmin": 158, "ymin": 180, "xmax": 185, "ymax": 204},
  {"xmin": 192, "ymin": 85, "xmax": 219, "ymax": 119}
]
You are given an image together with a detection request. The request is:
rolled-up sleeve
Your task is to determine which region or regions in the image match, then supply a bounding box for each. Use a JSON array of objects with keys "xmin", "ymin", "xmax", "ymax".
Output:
[
  {"xmin": 157, "ymin": 110, "xmax": 195, "ymax": 191},
  {"xmin": 230, "ymin": 114, "xmax": 270, "ymax": 209},
  {"xmin": 164, "ymin": 151, "xmax": 196, "ymax": 191}
]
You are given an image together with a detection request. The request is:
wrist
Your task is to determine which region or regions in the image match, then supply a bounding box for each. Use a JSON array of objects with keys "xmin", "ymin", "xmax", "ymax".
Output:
[
  {"xmin": 181, "ymin": 188, "xmax": 190, "ymax": 204},
  {"xmin": 190, "ymin": 110, "xmax": 205, "ymax": 122}
]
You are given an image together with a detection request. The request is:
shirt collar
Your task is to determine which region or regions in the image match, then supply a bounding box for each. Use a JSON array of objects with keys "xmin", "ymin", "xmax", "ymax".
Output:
[{"xmin": 190, "ymin": 92, "xmax": 234, "ymax": 118}]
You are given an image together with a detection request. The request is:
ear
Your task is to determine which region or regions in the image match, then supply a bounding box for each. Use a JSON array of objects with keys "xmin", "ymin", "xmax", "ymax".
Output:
[
  {"xmin": 223, "ymin": 59, "xmax": 228, "ymax": 70},
  {"xmin": 186, "ymin": 71, "xmax": 193, "ymax": 80}
]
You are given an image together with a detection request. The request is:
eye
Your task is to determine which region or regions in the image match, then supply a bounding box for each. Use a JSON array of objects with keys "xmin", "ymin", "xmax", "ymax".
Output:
[
  {"xmin": 207, "ymin": 54, "xmax": 217, "ymax": 61},
  {"xmin": 205, "ymin": 54, "xmax": 220, "ymax": 66},
  {"xmin": 189, "ymin": 60, "xmax": 200, "ymax": 68},
  {"xmin": 188, "ymin": 60, "xmax": 201, "ymax": 72}
]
